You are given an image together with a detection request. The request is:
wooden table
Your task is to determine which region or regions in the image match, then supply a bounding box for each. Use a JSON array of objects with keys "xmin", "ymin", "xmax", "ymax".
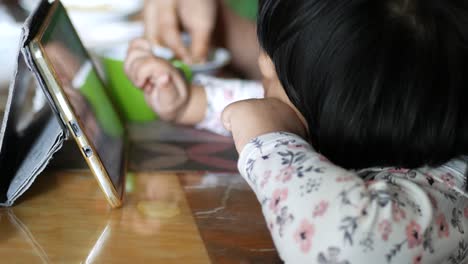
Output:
[
  {"xmin": 0, "ymin": 123, "xmax": 282, "ymax": 263},
  {"xmin": 0, "ymin": 165, "xmax": 281, "ymax": 263},
  {"xmin": 0, "ymin": 172, "xmax": 210, "ymax": 263}
]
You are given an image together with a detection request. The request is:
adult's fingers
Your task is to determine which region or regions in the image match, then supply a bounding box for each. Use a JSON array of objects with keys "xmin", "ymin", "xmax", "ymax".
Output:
[
  {"xmin": 154, "ymin": 1, "xmax": 190, "ymax": 62},
  {"xmin": 179, "ymin": 0, "xmax": 216, "ymax": 62},
  {"xmin": 144, "ymin": 0, "xmax": 190, "ymax": 61},
  {"xmin": 143, "ymin": 0, "xmax": 159, "ymax": 43},
  {"xmin": 144, "ymin": 0, "xmax": 177, "ymax": 45},
  {"xmin": 160, "ymin": 29, "xmax": 190, "ymax": 63},
  {"xmin": 190, "ymin": 30, "xmax": 211, "ymax": 63}
]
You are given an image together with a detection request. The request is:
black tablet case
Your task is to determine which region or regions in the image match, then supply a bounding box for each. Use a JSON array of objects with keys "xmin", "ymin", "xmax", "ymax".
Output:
[{"xmin": 0, "ymin": 0, "xmax": 66, "ymax": 206}]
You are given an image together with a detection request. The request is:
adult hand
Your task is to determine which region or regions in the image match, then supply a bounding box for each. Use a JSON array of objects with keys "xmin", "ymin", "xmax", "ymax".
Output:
[
  {"xmin": 222, "ymin": 98, "xmax": 307, "ymax": 153},
  {"xmin": 144, "ymin": 0, "xmax": 217, "ymax": 63}
]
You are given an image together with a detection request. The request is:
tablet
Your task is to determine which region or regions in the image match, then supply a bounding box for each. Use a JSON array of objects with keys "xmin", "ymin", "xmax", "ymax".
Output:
[{"xmin": 27, "ymin": 0, "xmax": 126, "ymax": 208}]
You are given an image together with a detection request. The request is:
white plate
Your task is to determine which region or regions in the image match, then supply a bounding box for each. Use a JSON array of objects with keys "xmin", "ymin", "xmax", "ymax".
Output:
[
  {"xmin": 88, "ymin": 22, "xmax": 231, "ymax": 75},
  {"xmin": 150, "ymin": 45, "xmax": 231, "ymax": 75},
  {"xmin": 179, "ymin": 34, "xmax": 232, "ymax": 74},
  {"xmin": 96, "ymin": 41, "xmax": 231, "ymax": 75},
  {"xmin": 81, "ymin": 21, "xmax": 144, "ymax": 49},
  {"xmin": 189, "ymin": 48, "xmax": 231, "ymax": 75},
  {"xmin": 19, "ymin": 0, "xmax": 143, "ymax": 26}
]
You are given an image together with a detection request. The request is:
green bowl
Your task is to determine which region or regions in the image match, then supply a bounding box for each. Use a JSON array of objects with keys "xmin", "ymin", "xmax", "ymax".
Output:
[{"xmin": 101, "ymin": 53, "xmax": 157, "ymax": 123}]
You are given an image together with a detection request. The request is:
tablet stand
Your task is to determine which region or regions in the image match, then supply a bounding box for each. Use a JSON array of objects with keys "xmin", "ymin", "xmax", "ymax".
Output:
[{"xmin": 0, "ymin": 3, "xmax": 67, "ymax": 206}]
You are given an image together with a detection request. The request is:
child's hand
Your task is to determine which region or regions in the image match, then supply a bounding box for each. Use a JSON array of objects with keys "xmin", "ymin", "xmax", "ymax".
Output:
[
  {"xmin": 125, "ymin": 38, "xmax": 189, "ymax": 121},
  {"xmin": 222, "ymin": 98, "xmax": 307, "ymax": 153}
]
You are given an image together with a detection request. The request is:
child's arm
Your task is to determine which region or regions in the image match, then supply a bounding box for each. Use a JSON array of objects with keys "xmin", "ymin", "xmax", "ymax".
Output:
[
  {"xmin": 125, "ymin": 38, "xmax": 264, "ymax": 135},
  {"xmin": 224, "ymin": 99, "xmax": 468, "ymax": 263}
]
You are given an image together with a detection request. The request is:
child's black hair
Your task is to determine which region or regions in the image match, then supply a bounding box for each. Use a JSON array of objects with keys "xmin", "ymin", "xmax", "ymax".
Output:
[{"xmin": 257, "ymin": 0, "xmax": 468, "ymax": 171}]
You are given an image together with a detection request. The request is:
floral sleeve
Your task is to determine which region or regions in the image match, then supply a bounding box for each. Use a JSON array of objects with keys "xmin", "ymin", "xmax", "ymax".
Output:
[
  {"xmin": 238, "ymin": 132, "xmax": 468, "ymax": 264},
  {"xmin": 193, "ymin": 74, "xmax": 264, "ymax": 136}
]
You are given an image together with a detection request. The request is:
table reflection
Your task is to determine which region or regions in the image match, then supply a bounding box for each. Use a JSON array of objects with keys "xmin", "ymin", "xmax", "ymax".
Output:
[
  {"xmin": 0, "ymin": 171, "xmax": 209, "ymax": 263},
  {"xmin": 0, "ymin": 209, "xmax": 50, "ymax": 263}
]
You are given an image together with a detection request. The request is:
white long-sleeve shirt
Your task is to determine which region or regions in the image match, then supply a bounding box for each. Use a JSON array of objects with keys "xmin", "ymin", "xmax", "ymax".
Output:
[{"xmin": 195, "ymin": 75, "xmax": 468, "ymax": 264}]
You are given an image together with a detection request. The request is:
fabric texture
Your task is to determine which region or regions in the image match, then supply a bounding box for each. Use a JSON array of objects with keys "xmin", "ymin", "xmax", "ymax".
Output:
[
  {"xmin": 195, "ymin": 76, "xmax": 468, "ymax": 263},
  {"xmin": 194, "ymin": 74, "xmax": 264, "ymax": 136}
]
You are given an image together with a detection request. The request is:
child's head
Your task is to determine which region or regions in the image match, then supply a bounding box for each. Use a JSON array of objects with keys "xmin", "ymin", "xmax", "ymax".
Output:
[{"xmin": 257, "ymin": 0, "xmax": 468, "ymax": 169}]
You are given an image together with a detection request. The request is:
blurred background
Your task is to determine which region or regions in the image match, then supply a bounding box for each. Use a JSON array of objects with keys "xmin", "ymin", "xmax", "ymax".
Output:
[{"xmin": 0, "ymin": 0, "xmax": 258, "ymax": 121}]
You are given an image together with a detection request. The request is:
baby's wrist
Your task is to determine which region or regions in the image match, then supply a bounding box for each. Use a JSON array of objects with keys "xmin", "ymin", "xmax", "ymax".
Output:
[
  {"xmin": 164, "ymin": 60, "xmax": 194, "ymax": 124},
  {"xmin": 173, "ymin": 84, "xmax": 207, "ymax": 125}
]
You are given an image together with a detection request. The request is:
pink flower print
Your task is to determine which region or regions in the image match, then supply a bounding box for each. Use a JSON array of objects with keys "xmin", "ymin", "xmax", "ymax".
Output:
[
  {"xmin": 436, "ymin": 213, "xmax": 450, "ymax": 238},
  {"xmin": 294, "ymin": 219, "xmax": 315, "ymax": 254},
  {"xmin": 269, "ymin": 188, "xmax": 289, "ymax": 213},
  {"xmin": 428, "ymin": 193, "xmax": 438, "ymax": 210},
  {"xmin": 406, "ymin": 220, "xmax": 423, "ymax": 248},
  {"xmin": 260, "ymin": 170, "xmax": 272, "ymax": 189},
  {"xmin": 313, "ymin": 201, "xmax": 329, "ymax": 218},
  {"xmin": 392, "ymin": 203, "xmax": 406, "ymax": 222},
  {"xmin": 364, "ymin": 180, "xmax": 377, "ymax": 187},
  {"xmin": 276, "ymin": 166, "xmax": 295, "ymax": 183},
  {"xmin": 287, "ymin": 143, "xmax": 305, "ymax": 150},
  {"xmin": 318, "ymin": 155, "xmax": 329, "ymax": 163},
  {"xmin": 336, "ymin": 175, "xmax": 354, "ymax": 183},
  {"xmin": 413, "ymin": 254, "xmax": 423, "ymax": 264},
  {"xmin": 464, "ymin": 207, "xmax": 468, "ymax": 218},
  {"xmin": 378, "ymin": 220, "xmax": 392, "ymax": 241},
  {"xmin": 441, "ymin": 173, "xmax": 455, "ymax": 188},
  {"xmin": 268, "ymin": 220, "xmax": 274, "ymax": 231}
]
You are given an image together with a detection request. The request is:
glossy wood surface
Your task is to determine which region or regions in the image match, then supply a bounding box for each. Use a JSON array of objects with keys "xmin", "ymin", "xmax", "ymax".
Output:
[
  {"xmin": 180, "ymin": 173, "xmax": 282, "ymax": 264},
  {"xmin": 0, "ymin": 171, "xmax": 210, "ymax": 263}
]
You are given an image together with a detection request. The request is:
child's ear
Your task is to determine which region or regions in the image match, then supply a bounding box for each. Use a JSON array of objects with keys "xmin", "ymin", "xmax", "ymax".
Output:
[{"xmin": 258, "ymin": 52, "xmax": 277, "ymax": 79}]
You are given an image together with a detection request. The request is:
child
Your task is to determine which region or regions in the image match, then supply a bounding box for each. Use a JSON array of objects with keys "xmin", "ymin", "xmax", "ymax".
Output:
[{"xmin": 125, "ymin": 0, "xmax": 468, "ymax": 263}]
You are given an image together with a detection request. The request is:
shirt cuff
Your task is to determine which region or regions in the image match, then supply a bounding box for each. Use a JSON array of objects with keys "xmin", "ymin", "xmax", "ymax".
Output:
[{"xmin": 193, "ymin": 74, "xmax": 264, "ymax": 136}]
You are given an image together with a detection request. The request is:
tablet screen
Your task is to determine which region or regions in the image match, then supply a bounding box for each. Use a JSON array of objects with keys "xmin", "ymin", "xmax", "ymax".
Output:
[{"xmin": 37, "ymin": 3, "xmax": 125, "ymax": 192}]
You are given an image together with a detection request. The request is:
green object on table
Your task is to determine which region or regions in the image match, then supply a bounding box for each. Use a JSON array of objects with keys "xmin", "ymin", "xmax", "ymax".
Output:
[
  {"xmin": 102, "ymin": 57, "xmax": 158, "ymax": 123},
  {"xmin": 226, "ymin": 0, "xmax": 258, "ymax": 20},
  {"xmin": 172, "ymin": 60, "xmax": 193, "ymax": 83},
  {"xmin": 126, "ymin": 172, "xmax": 136, "ymax": 193},
  {"xmin": 78, "ymin": 63, "xmax": 125, "ymax": 137},
  {"xmin": 101, "ymin": 57, "xmax": 192, "ymax": 123}
]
